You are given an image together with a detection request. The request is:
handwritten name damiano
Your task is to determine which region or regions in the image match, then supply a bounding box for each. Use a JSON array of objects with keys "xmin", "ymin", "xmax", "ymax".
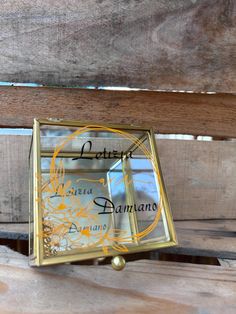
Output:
[{"xmin": 93, "ymin": 197, "xmax": 158, "ymax": 215}]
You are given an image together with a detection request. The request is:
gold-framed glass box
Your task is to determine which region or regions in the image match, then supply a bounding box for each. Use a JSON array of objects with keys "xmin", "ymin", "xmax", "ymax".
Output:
[{"xmin": 29, "ymin": 119, "xmax": 177, "ymax": 267}]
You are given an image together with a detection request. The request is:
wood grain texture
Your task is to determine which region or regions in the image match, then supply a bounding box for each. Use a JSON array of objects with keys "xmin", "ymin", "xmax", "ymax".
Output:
[
  {"xmin": 1, "ymin": 86, "xmax": 236, "ymax": 137},
  {"xmin": 0, "ymin": 223, "xmax": 28, "ymax": 240},
  {"xmin": 0, "ymin": 1, "xmax": 236, "ymax": 92},
  {"xmin": 1, "ymin": 135, "xmax": 236, "ymax": 222},
  {"xmin": 218, "ymin": 259, "xmax": 236, "ymax": 267},
  {"xmin": 0, "ymin": 246, "xmax": 236, "ymax": 314},
  {"xmin": 162, "ymin": 220, "xmax": 236, "ymax": 259},
  {"xmin": 2, "ymin": 220, "xmax": 236, "ymax": 259},
  {"xmin": 159, "ymin": 139, "xmax": 236, "ymax": 220},
  {"xmin": 0, "ymin": 135, "xmax": 31, "ymax": 222}
]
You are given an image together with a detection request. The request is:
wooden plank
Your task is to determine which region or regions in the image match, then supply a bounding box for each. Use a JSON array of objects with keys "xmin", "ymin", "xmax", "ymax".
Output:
[
  {"xmin": 1, "ymin": 135, "xmax": 236, "ymax": 222},
  {"xmin": 160, "ymin": 220, "xmax": 236, "ymax": 259},
  {"xmin": 0, "ymin": 1, "xmax": 236, "ymax": 92},
  {"xmin": 0, "ymin": 135, "xmax": 31, "ymax": 222},
  {"xmin": 159, "ymin": 139, "xmax": 236, "ymax": 220},
  {"xmin": 0, "ymin": 133, "xmax": 144, "ymax": 222},
  {"xmin": 0, "ymin": 223, "xmax": 28, "ymax": 240},
  {"xmin": 0, "ymin": 246, "xmax": 236, "ymax": 314},
  {"xmin": 1, "ymin": 87, "xmax": 236, "ymax": 137},
  {"xmin": 218, "ymin": 259, "xmax": 236, "ymax": 267},
  {"xmin": 2, "ymin": 220, "xmax": 235, "ymax": 259}
]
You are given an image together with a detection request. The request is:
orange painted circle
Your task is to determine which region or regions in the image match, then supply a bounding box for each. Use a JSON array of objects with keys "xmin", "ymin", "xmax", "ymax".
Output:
[{"xmin": 49, "ymin": 124, "xmax": 163, "ymax": 249}]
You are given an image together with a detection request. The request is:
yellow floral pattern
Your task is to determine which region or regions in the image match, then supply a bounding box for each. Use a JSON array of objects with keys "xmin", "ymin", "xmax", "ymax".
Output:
[{"xmin": 37, "ymin": 125, "xmax": 163, "ymax": 257}]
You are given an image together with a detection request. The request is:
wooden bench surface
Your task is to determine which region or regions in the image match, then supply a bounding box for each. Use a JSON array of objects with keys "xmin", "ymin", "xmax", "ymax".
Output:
[{"xmin": 0, "ymin": 246, "xmax": 236, "ymax": 314}]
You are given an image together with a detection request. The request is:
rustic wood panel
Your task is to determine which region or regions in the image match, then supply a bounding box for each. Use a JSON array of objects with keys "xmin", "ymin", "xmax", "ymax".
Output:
[
  {"xmin": 2, "ymin": 220, "xmax": 236, "ymax": 259},
  {"xmin": 159, "ymin": 139, "xmax": 236, "ymax": 220},
  {"xmin": 218, "ymin": 259, "xmax": 236, "ymax": 267},
  {"xmin": 1, "ymin": 135, "xmax": 236, "ymax": 222},
  {"xmin": 0, "ymin": 246, "xmax": 236, "ymax": 314},
  {"xmin": 161, "ymin": 220, "xmax": 236, "ymax": 259},
  {"xmin": 0, "ymin": 135, "xmax": 31, "ymax": 222},
  {"xmin": 0, "ymin": 1, "xmax": 236, "ymax": 92},
  {"xmin": 0, "ymin": 223, "xmax": 28, "ymax": 240},
  {"xmin": 1, "ymin": 87, "xmax": 236, "ymax": 137}
]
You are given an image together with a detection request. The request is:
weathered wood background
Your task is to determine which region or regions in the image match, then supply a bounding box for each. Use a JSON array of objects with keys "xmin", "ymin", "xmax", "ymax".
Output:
[
  {"xmin": 1, "ymin": 87, "xmax": 236, "ymax": 137},
  {"xmin": 1, "ymin": 86, "xmax": 236, "ymax": 223},
  {"xmin": 0, "ymin": 1, "xmax": 236, "ymax": 313},
  {"xmin": 1, "ymin": 134, "xmax": 236, "ymax": 222},
  {"xmin": 0, "ymin": 0, "xmax": 235, "ymax": 92}
]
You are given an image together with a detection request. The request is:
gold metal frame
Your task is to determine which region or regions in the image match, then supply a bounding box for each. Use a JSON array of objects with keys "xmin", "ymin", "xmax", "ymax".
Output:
[{"xmin": 29, "ymin": 118, "xmax": 177, "ymax": 266}]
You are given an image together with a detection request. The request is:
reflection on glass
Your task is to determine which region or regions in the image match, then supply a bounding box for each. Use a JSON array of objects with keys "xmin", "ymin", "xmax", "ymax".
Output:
[
  {"xmin": 29, "ymin": 140, "xmax": 34, "ymax": 258},
  {"xmin": 30, "ymin": 122, "xmax": 174, "ymax": 263}
]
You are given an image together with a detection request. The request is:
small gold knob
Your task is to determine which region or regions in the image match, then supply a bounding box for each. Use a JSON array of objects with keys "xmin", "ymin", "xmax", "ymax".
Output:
[{"xmin": 111, "ymin": 256, "xmax": 126, "ymax": 271}]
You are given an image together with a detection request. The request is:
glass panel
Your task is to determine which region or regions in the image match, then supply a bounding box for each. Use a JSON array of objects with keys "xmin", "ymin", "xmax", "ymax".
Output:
[
  {"xmin": 40, "ymin": 124, "xmax": 146, "ymax": 153},
  {"xmin": 36, "ymin": 122, "xmax": 172, "ymax": 261},
  {"xmin": 130, "ymin": 158, "xmax": 170, "ymax": 243},
  {"xmin": 29, "ymin": 141, "xmax": 34, "ymax": 259},
  {"xmin": 41, "ymin": 163, "xmax": 112, "ymax": 255}
]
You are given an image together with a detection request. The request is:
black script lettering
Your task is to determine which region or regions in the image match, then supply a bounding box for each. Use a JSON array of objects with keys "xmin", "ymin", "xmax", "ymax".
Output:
[
  {"xmin": 94, "ymin": 197, "xmax": 115, "ymax": 214},
  {"xmin": 68, "ymin": 223, "xmax": 78, "ymax": 233},
  {"xmin": 72, "ymin": 141, "xmax": 93, "ymax": 160},
  {"xmin": 138, "ymin": 204, "xmax": 144, "ymax": 211},
  {"xmin": 95, "ymin": 152, "xmax": 103, "ymax": 159},
  {"xmin": 50, "ymin": 186, "xmax": 93, "ymax": 198},
  {"xmin": 113, "ymin": 150, "xmax": 119, "ymax": 159},
  {"xmin": 72, "ymin": 140, "xmax": 134, "ymax": 161},
  {"xmin": 115, "ymin": 205, "xmax": 122, "ymax": 213},
  {"xmin": 152, "ymin": 203, "xmax": 158, "ymax": 211},
  {"xmin": 126, "ymin": 150, "xmax": 133, "ymax": 159},
  {"xmin": 101, "ymin": 148, "xmax": 108, "ymax": 159},
  {"xmin": 123, "ymin": 205, "xmax": 133, "ymax": 213},
  {"xmin": 94, "ymin": 197, "xmax": 158, "ymax": 215}
]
